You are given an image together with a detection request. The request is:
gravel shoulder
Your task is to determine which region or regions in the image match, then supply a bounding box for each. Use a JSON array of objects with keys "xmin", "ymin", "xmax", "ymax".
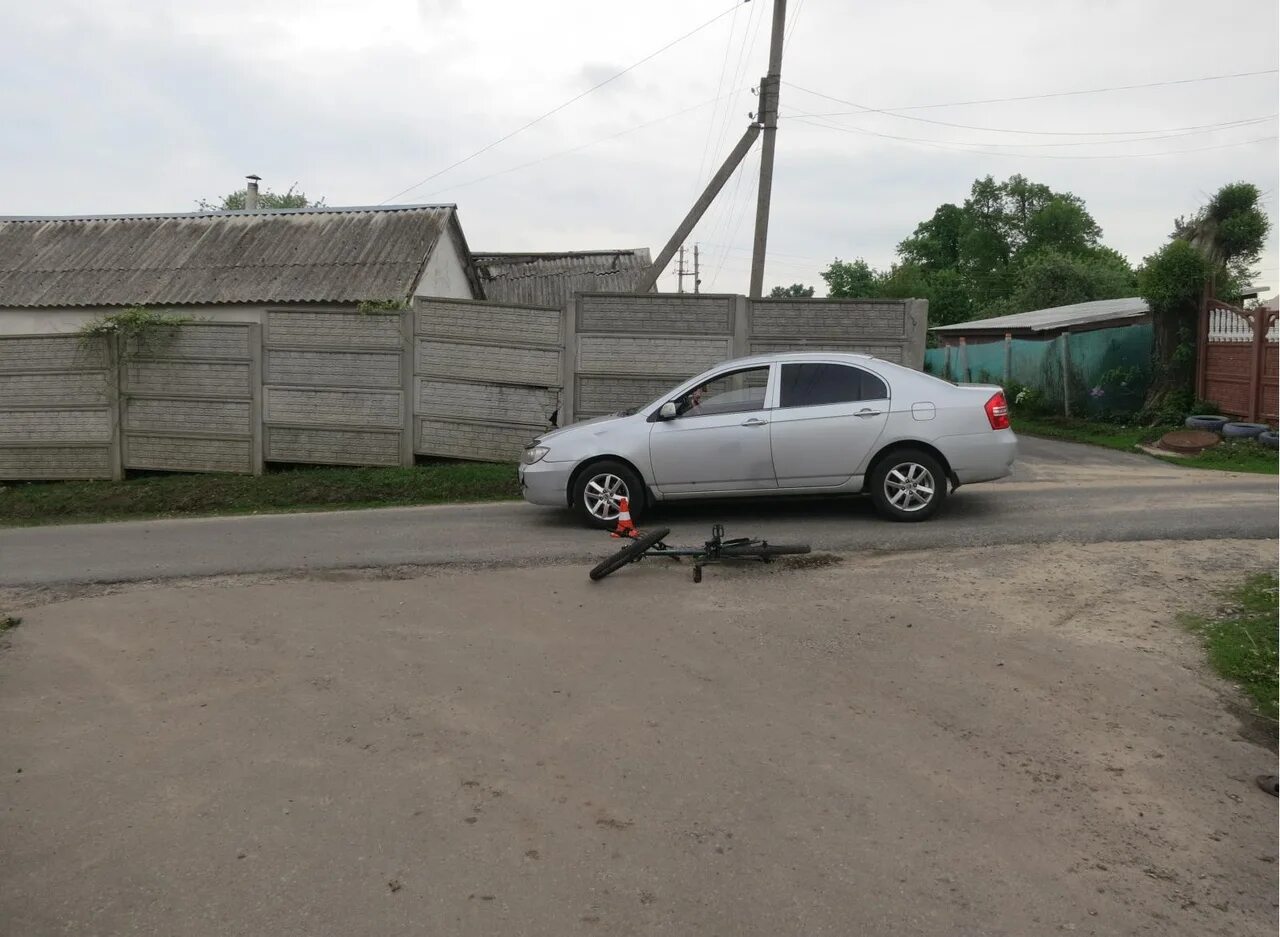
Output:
[{"xmin": 1, "ymin": 539, "xmax": 1276, "ymax": 936}]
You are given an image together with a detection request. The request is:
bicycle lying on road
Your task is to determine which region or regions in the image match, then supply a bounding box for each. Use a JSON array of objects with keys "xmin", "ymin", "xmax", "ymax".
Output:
[{"xmin": 589, "ymin": 524, "xmax": 811, "ymax": 583}]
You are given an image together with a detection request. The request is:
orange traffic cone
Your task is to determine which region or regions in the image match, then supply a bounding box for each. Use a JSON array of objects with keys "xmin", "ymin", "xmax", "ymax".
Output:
[{"xmin": 610, "ymin": 496, "xmax": 637, "ymax": 538}]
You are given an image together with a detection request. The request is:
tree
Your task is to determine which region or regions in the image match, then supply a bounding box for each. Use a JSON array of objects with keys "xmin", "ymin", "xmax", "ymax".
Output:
[
  {"xmin": 878, "ymin": 175, "xmax": 1112, "ymax": 325},
  {"xmin": 197, "ymin": 183, "xmax": 325, "ymax": 211},
  {"xmin": 821, "ymin": 258, "xmax": 882, "ymax": 298},
  {"xmin": 768, "ymin": 283, "xmax": 815, "ymax": 298},
  {"xmin": 1022, "ymin": 197, "xmax": 1102, "ymax": 259},
  {"xmin": 1139, "ymin": 182, "xmax": 1269, "ymax": 414},
  {"xmin": 877, "ymin": 263, "xmax": 973, "ymax": 328},
  {"xmin": 823, "ymin": 175, "xmax": 1133, "ymax": 331},
  {"xmin": 898, "ymin": 203, "xmax": 964, "ymax": 271},
  {"xmin": 1008, "ymin": 248, "xmax": 1135, "ymax": 312}
]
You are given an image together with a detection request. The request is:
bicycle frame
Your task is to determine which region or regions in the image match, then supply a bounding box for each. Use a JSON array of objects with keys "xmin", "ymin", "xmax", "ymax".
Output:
[{"xmin": 623, "ymin": 524, "xmax": 806, "ymax": 582}]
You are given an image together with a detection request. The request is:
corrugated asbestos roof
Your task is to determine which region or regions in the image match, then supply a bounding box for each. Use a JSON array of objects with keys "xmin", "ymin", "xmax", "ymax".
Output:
[
  {"xmin": 0, "ymin": 205, "xmax": 455, "ymax": 308},
  {"xmin": 472, "ymin": 249, "xmax": 653, "ymax": 306},
  {"xmin": 932, "ymin": 297, "xmax": 1151, "ymax": 334}
]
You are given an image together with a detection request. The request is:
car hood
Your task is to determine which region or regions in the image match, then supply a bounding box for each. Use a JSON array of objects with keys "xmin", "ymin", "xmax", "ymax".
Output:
[{"xmin": 535, "ymin": 412, "xmax": 632, "ymax": 444}]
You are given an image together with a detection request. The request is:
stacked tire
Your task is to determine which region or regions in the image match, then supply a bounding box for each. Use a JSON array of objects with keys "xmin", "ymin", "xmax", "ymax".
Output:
[
  {"xmin": 1184, "ymin": 415, "xmax": 1229, "ymax": 432},
  {"xmin": 1184, "ymin": 415, "xmax": 1278, "ymax": 450}
]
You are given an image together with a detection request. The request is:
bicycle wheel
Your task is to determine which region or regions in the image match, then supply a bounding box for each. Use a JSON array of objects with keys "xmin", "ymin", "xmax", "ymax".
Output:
[
  {"xmin": 719, "ymin": 542, "xmax": 811, "ymax": 559},
  {"xmin": 589, "ymin": 528, "xmax": 672, "ymax": 581}
]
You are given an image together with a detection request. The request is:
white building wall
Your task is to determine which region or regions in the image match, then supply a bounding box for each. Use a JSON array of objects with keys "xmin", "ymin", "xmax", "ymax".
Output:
[{"xmin": 413, "ymin": 229, "xmax": 476, "ymax": 299}]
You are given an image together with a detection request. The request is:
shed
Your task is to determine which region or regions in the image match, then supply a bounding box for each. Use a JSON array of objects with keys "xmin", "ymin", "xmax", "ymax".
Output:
[
  {"xmin": 926, "ymin": 298, "xmax": 1154, "ymax": 414},
  {"xmin": 472, "ymin": 249, "xmax": 652, "ymax": 307},
  {"xmin": 931, "ymin": 297, "xmax": 1150, "ymax": 340},
  {"xmin": 0, "ymin": 204, "xmax": 483, "ymax": 334}
]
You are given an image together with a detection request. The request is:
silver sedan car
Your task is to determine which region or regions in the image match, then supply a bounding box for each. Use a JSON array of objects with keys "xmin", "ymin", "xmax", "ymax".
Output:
[{"xmin": 519, "ymin": 352, "xmax": 1016, "ymax": 527}]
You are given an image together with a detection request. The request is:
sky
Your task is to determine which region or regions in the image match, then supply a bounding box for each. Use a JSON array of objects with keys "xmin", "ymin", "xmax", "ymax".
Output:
[{"xmin": 1, "ymin": 0, "xmax": 1277, "ymax": 298}]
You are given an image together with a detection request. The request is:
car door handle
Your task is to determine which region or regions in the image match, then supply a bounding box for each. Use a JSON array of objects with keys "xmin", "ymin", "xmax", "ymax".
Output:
[
  {"xmin": 741, "ymin": 417, "xmax": 768, "ymax": 427},
  {"xmin": 855, "ymin": 408, "xmax": 882, "ymax": 417}
]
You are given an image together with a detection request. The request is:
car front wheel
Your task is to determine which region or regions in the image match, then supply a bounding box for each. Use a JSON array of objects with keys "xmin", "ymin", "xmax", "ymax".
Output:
[
  {"xmin": 572, "ymin": 460, "xmax": 646, "ymax": 529},
  {"xmin": 869, "ymin": 449, "xmax": 947, "ymax": 522}
]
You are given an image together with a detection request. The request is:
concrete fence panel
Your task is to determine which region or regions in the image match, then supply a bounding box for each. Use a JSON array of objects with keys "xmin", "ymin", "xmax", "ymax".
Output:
[
  {"xmin": 747, "ymin": 298, "xmax": 926, "ymax": 366},
  {"xmin": 412, "ymin": 297, "xmax": 563, "ymax": 463},
  {"xmin": 566, "ymin": 293, "xmax": 739, "ymax": 422},
  {"xmin": 120, "ymin": 323, "xmax": 261, "ymax": 475},
  {"xmin": 261, "ymin": 309, "xmax": 408, "ymax": 467},
  {"xmin": 563, "ymin": 294, "xmax": 927, "ymax": 424},
  {"xmin": 0, "ymin": 333, "xmax": 118, "ymax": 480}
]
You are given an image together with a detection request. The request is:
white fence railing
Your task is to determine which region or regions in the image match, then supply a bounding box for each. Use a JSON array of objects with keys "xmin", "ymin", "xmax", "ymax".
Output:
[{"xmin": 1208, "ymin": 305, "xmax": 1278, "ymax": 342}]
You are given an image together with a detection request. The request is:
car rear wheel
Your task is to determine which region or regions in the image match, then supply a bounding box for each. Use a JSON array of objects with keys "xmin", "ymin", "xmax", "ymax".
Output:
[
  {"xmin": 572, "ymin": 460, "xmax": 646, "ymax": 529},
  {"xmin": 869, "ymin": 449, "xmax": 947, "ymax": 522}
]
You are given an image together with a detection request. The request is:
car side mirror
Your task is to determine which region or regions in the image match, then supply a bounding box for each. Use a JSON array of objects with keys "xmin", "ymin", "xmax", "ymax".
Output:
[{"xmin": 659, "ymin": 401, "xmax": 678, "ymax": 420}]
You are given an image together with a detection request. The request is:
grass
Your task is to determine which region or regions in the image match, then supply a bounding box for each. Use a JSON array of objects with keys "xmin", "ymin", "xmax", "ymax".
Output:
[
  {"xmin": 0, "ymin": 462, "xmax": 520, "ymax": 527},
  {"xmin": 1012, "ymin": 414, "xmax": 1279, "ymax": 474},
  {"xmin": 1183, "ymin": 573, "xmax": 1279, "ymax": 724}
]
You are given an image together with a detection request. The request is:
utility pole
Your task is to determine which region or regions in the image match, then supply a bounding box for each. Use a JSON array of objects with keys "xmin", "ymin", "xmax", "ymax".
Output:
[
  {"xmin": 748, "ymin": 0, "xmax": 787, "ymax": 299},
  {"xmin": 693, "ymin": 244, "xmax": 701, "ymax": 294},
  {"xmin": 676, "ymin": 245, "xmax": 687, "ymax": 293},
  {"xmin": 635, "ymin": 0, "xmax": 789, "ymax": 296}
]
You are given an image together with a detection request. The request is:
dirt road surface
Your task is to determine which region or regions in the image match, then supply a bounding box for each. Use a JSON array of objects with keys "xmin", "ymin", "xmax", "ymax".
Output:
[{"xmin": 2, "ymin": 538, "xmax": 1276, "ymax": 936}]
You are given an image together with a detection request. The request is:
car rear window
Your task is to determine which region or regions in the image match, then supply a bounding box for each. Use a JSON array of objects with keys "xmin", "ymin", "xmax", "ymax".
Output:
[{"xmin": 780, "ymin": 363, "xmax": 888, "ymax": 408}]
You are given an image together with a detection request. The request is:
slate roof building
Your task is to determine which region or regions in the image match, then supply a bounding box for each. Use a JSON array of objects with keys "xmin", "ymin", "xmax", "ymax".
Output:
[
  {"xmin": 0, "ymin": 204, "xmax": 482, "ymax": 334},
  {"xmin": 472, "ymin": 249, "xmax": 653, "ymax": 308}
]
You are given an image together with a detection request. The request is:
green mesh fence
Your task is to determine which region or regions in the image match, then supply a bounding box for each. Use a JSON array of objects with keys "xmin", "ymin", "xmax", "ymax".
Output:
[{"xmin": 924, "ymin": 323, "xmax": 1152, "ymax": 416}]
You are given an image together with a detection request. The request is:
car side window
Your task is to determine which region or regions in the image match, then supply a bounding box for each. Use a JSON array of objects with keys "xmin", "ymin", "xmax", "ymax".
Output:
[
  {"xmin": 674, "ymin": 366, "xmax": 771, "ymax": 418},
  {"xmin": 779, "ymin": 363, "xmax": 889, "ymax": 408}
]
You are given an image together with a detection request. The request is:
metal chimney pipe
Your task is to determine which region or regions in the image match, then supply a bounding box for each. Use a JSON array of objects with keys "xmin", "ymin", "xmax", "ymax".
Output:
[{"xmin": 245, "ymin": 174, "xmax": 261, "ymax": 210}]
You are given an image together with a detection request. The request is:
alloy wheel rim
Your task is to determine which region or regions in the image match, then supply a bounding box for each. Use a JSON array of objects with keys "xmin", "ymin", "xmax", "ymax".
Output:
[
  {"xmin": 584, "ymin": 473, "xmax": 628, "ymax": 520},
  {"xmin": 884, "ymin": 462, "xmax": 935, "ymax": 512}
]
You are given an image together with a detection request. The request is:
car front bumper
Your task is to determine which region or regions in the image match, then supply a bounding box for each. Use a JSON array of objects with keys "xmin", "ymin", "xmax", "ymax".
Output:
[{"xmin": 518, "ymin": 459, "xmax": 573, "ymax": 507}]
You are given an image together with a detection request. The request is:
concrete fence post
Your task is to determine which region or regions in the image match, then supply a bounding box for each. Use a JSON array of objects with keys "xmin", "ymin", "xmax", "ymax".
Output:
[
  {"xmin": 1002, "ymin": 332, "xmax": 1012, "ymax": 385},
  {"xmin": 732, "ymin": 295, "xmax": 751, "ymax": 360},
  {"xmin": 108, "ymin": 333, "xmax": 125, "ymax": 481},
  {"xmin": 561, "ymin": 297, "xmax": 578, "ymax": 426},
  {"xmin": 958, "ymin": 337, "xmax": 968, "ymax": 382},
  {"xmin": 905, "ymin": 299, "xmax": 928, "ymax": 370},
  {"xmin": 399, "ymin": 309, "xmax": 416, "ymax": 466}
]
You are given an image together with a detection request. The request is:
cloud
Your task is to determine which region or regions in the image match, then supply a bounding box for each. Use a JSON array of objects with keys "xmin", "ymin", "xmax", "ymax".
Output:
[
  {"xmin": 0, "ymin": 0, "xmax": 1275, "ymax": 296},
  {"xmin": 579, "ymin": 62, "xmax": 629, "ymax": 91}
]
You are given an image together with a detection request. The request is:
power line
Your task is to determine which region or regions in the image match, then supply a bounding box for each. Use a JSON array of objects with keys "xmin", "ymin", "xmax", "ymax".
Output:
[
  {"xmin": 783, "ymin": 109, "xmax": 1278, "ymax": 148},
  {"xmin": 790, "ymin": 115, "xmax": 1279, "ymax": 160},
  {"xmin": 691, "ymin": 0, "xmax": 745, "ymax": 198},
  {"xmin": 711, "ymin": 147, "xmax": 762, "ymax": 287},
  {"xmin": 785, "ymin": 68, "xmax": 1277, "ymax": 113},
  {"xmin": 708, "ymin": 0, "xmax": 764, "ymax": 173},
  {"xmin": 782, "ymin": 0, "xmax": 805, "ymax": 51},
  {"xmin": 784, "ymin": 83, "xmax": 1280, "ymax": 137},
  {"xmin": 380, "ymin": 0, "xmax": 749, "ymax": 204},
  {"xmin": 422, "ymin": 91, "xmax": 741, "ymax": 198}
]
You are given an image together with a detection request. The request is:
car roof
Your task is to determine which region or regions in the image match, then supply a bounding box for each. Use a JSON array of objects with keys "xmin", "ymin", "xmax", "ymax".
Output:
[{"xmin": 713, "ymin": 351, "xmax": 883, "ymax": 368}]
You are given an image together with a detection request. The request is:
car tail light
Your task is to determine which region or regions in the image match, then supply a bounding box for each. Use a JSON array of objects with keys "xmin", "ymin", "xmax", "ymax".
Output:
[{"xmin": 985, "ymin": 392, "xmax": 1010, "ymax": 430}]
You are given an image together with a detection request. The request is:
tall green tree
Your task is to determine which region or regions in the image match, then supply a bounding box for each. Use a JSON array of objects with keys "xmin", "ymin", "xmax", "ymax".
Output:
[
  {"xmin": 827, "ymin": 174, "xmax": 1123, "ymax": 329},
  {"xmin": 821, "ymin": 259, "xmax": 881, "ymax": 298},
  {"xmin": 1139, "ymin": 182, "xmax": 1269, "ymax": 413},
  {"xmin": 1008, "ymin": 247, "xmax": 1135, "ymax": 312},
  {"xmin": 768, "ymin": 283, "xmax": 816, "ymax": 298},
  {"xmin": 197, "ymin": 183, "xmax": 325, "ymax": 211}
]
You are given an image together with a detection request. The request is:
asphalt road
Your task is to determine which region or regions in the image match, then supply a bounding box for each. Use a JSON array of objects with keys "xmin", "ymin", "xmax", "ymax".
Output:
[{"xmin": 1, "ymin": 436, "xmax": 1275, "ymax": 587}]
